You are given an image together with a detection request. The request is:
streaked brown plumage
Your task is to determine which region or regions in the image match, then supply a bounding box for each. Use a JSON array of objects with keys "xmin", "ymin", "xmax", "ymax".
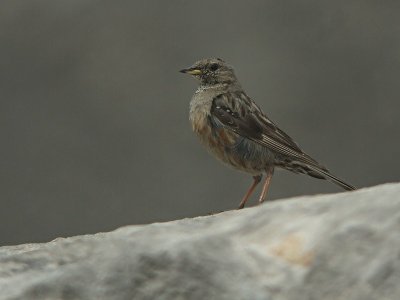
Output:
[{"xmin": 181, "ymin": 58, "xmax": 356, "ymax": 209}]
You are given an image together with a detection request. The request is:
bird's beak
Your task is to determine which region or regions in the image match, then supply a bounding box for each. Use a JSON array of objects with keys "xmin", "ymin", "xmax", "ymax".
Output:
[{"xmin": 179, "ymin": 68, "xmax": 202, "ymax": 75}]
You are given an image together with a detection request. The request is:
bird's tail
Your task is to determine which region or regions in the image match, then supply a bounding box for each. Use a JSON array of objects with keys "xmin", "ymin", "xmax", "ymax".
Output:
[{"xmin": 306, "ymin": 165, "xmax": 356, "ymax": 191}]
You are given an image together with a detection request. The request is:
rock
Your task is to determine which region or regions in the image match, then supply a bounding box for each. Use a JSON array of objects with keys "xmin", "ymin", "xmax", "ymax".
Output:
[{"xmin": 0, "ymin": 183, "xmax": 399, "ymax": 300}]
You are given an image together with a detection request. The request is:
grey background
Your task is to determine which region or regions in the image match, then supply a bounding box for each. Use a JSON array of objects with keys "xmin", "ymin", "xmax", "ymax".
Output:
[{"xmin": 1, "ymin": 0, "xmax": 399, "ymax": 246}]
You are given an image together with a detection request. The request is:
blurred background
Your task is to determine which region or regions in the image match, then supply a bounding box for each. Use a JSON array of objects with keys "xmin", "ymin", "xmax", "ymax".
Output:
[{"xmin": 1, "ymin": 0, "xmax": 399, "ymax": 245}]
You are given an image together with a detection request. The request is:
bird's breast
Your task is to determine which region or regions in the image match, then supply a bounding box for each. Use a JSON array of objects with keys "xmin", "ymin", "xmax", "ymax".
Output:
[
  {"xmin": 189, "ymin": 90, "xmax": 274, "ymax": 174},
  {"xmin": 190, "ymin": 109, "xmax": 269, "ymax": 174}
]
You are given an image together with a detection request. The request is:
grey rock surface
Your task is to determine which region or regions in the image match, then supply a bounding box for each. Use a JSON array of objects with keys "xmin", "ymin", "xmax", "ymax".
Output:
[{"xmin": 1, "ymin": 183, "xmax": 399, "ymax": 300}]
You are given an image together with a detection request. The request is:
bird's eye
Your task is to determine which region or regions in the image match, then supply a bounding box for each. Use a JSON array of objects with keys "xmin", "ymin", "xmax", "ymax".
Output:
[{"xmin": 210, "ymin": 63, "xmax": 219, "ymax": 71}]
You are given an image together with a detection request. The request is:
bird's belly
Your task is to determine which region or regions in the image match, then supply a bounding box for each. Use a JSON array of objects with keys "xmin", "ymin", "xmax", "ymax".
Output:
[{"xmin": 191, "ymin": 116, "xmax": 274, "ymax": 174}]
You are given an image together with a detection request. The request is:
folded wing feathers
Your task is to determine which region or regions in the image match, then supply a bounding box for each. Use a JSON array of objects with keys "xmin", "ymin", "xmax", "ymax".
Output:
[{"xmin": 210, "ymin": 92, "xmax": 356, "ymax": 190}]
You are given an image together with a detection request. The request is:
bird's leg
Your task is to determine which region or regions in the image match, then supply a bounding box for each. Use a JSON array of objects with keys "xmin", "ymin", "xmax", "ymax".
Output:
[
  {"xmin": 237, "ymin": 175, "xmax": 262, "ymax": 209},
  {"xmin": 258, "ymin": 167, "xmax": 274, "ymax": 204}
]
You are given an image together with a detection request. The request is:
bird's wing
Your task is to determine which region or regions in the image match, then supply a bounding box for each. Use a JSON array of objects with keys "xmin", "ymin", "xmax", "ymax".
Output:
[{"xmin": 210, "ymin": 91, "xmax": 322, "ymax": 167}]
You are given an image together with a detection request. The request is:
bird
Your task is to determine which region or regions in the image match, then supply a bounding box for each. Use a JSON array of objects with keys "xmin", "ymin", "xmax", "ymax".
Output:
[{"xmin": 180, "ymin": 58, "xmax": 356, "ymax": 209}]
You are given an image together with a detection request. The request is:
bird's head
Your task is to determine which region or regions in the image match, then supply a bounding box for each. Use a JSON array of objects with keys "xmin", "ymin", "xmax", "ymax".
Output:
[{"xmin": 180, "ymin": 58, "xmax": 237, "ymax": 85}]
